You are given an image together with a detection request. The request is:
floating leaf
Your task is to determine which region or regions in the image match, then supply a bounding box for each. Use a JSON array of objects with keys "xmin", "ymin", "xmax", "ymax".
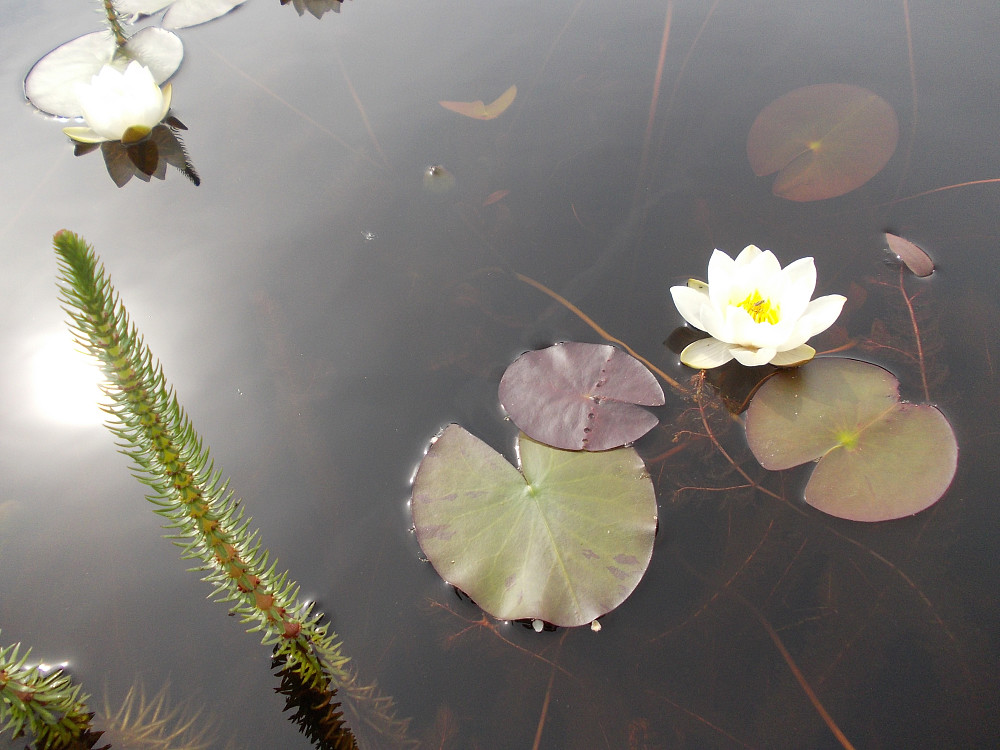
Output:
[
  {"xmin": 116, "ymin": 0, "xmax": 247, "ymax": 29},
  {"xmin": 25, "ymin": 29, "xmax": 183, "ymax": 117},
  {"xmin": 411, "ymin": 425, "xmax": 657, "ymax": 627},
  {"xmin": 885, "ymin": 232, "xmax": 935, "ymax": 277},
  {"xmin": 747, "ymin": 84, "xmax": 898, "ymax": 201},
  {"xmin": 439, "ymin": 84, "xmax": 516, "ymax": 120},
  {"xmin": 482, "ymin": 189, "xmax": 509, "ymax": 207},
  {"xmin": 745, "ymin": 358, "xmax": 957, "ymax": 521},
  {"xmin": 499, "ymin": 342, "xmax": 664, "ymax": 451}
]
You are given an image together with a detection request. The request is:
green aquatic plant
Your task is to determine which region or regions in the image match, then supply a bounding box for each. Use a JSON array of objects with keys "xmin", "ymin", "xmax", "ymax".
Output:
[
  {"xmin": 0, "ymin": 634, "xmax": 103, "ymax": 749},
  {"xmin": 101, "ymin": 680, "xmax": 217, "ymax": 750},
  {"xmin": 53, "ymin": 230, "xmax": 413, "ymax": 748},
  {"xmin": 101, "ymin": 0, "xmax": 129, "ymax": 48}
]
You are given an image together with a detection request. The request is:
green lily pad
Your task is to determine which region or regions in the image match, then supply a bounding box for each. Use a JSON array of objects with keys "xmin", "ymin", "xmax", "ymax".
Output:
[
  {"xmin": 745, "ymin": 358, "xmax": 957, "ymax": 522},
  {"xmin": 747, "ymin": 84, "xmax": 898, "ymax": 201},
  {"xmin": 411, "ymin": 425, "xmax": 657, "ymax": 627}
]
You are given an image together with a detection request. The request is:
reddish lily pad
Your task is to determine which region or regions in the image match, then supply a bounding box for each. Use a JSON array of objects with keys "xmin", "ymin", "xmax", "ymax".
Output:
[
  {"xmin": 745, "ymin": 358, "xmax": 957, "ymax": 521},
  {"xmin": 885, "ymin": 232, "xmax": 935, "ymax": 277},
  {"xmin": 499, "ymin": 343, "xmax": 665, "ymax": 451},
  {"xmin": 411, "ymin": 425, "xmax": 657, "ymax": 627},
  {"xmin": 747, "ymin": 84, "xmax": 898, "ymax": 201}
]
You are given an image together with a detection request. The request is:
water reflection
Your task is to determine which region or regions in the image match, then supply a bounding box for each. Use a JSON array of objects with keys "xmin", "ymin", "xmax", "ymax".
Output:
[
  {"xmin": 28, "ymin": 332, "xmax": 104, "ymax": 427},
  {"xmin": 280, "ymin": 0, "xmax": 346, "ymax": 19},
  {"xmin": 71, "ymin": 118, "xmax": 200, "ymax": 187},
  {"xmin": 4, "ymin": 0, "xmax": 1000, "ymax": 747}
]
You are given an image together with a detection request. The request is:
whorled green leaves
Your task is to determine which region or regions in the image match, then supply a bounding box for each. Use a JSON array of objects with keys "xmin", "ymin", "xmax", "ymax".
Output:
[
  {"xmin": 52, "ymin": 230, "xmax": 413, "ymax": 748},
  {"xmin": 745, "ymin": 358, "xmax": 957, "ymax": 521},
  {"xmin": 412, "ymin": 425, "xmax": 657, "ymax": 627},
  {"xmin": 0, "ymin": 634, "xmax": 98, "ymax": 749}
]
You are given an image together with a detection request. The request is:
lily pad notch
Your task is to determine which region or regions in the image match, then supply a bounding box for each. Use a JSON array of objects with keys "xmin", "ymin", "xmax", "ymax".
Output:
[{"xmin": 745, "ymin": 357, "xmax": 957, "ymax": 522}]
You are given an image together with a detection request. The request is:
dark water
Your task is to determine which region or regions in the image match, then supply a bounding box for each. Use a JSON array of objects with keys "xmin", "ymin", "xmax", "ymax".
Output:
[{"xmin": 2, "ymin": 1, "xmax": 999, "ymax": 748}]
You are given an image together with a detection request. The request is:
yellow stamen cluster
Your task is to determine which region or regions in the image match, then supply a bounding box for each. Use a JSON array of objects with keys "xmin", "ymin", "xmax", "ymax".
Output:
[{"xmin": 735, "ymin": 289, "xmax": 780, "ymax": 325}]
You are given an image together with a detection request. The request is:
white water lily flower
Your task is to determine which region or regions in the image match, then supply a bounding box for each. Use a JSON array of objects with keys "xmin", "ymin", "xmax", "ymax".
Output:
[
  {"xmin": 63, "ymin": 61, "xmax": 171, "ymax": 144},
  {"xmin": 670, "ymin": 245, "xmax": 846, "ymax": 368}
]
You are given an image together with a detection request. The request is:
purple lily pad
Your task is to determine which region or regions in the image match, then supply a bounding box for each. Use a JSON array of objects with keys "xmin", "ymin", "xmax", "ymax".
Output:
[
  {"xmin": 498, "ymin": 343, "xmax": 664, "ymax": 451},
  {"xmin": 745, "ymin": 358, "xmax": 958, "ymax": 522}
]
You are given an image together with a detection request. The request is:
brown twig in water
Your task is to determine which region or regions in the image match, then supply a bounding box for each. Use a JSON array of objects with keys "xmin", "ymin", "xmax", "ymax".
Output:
[
  {"xmin": 428, "ymin": 600, "xmax": 573, "ymax": 678},
  {"xmin": 648, "ymin": 690, "xmax": 756, "ymax": 749},
  {"xmin": 203, "ymin": 46, "xmax": 380, "ymax": 168},
  {"xmin": 333, "ymin": 45, "xmax": 388, "ymax": 166},
  {"xmin": 879, "ymin": 178, "xmax": 1000, "ymax": 206},
  {"xmin": 632, "ymin": 1, "xmax": 674, "ymax": 206},
  {"xmin": 513, "ymin": 271, "xmax": 688, "ymax": 395},
  {"xmin": 895, "ymin": 266, "xmax": 930, "ymax": 400},
  {"xmin": 530, "ymin": 629, "xmax": 569, "ymax": 750},
  {"xmin": 892, "ymin": 0, "xmax": 918, "ymax": 198},
  {"xmin": 673, "ymin": 551, "xmax": 857, "ymax": 750}
]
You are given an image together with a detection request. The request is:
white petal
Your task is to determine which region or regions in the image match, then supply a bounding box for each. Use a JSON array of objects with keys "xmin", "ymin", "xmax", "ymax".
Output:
[
  {"xmin": 769, "ymin": 344, "xmax": 815, "ymax": 367},
  {"xmin": 734, "ymin": 245, "xmax": 763, "ymax": 264},
  {"xmin": 731, "ymin": 346, "xmax": 777, "ymax": 367},
  {"xmin": 158, "ymin": 82, "xmax": 172, "ymax": 121},
  {"xmin": 724, "ymin": 306, "xmax": 791, "ymax": 349},
  {"xmin": 724, "ymin": 305, "xmax": 762, "ymax": 344},
  {"xmin": 76, "ymin": 62, "xmax": 165, "ymax": 141},
  {"xmin": 670, "ymin": 285, "xmax": 710, "ymax": 330},
  {"xmin": 698, "ymin": 301, "xmax": 733, "ymax": 342},
  {"xmin": 62, "ymin": 126, "xmax": 108, "ymax": 143},
  {"xmin": 707, "ymin": 249, "xmax": 738, "ymax": 307},
  {"xmin": 791, "ymin": 293, "xmax": 847, "ymax": 340},
  {"xmin": 746, "ymin": 248, "xmax": 782, "ymax": 277},
  {"xmin": 776, "ymin": 257, "xmax": 817, "ymax": 319},
  {"xmin": 679, "ymin": 338, "xmax": 736, "ymax": 369}
]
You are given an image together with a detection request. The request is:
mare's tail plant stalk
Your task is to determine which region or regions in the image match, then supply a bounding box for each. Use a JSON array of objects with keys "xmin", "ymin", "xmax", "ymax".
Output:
[
  {"xmin": 53, "ymin": 230, "xmax": 413, "ymax": 748},
  {"xmin": 0, "ymin": 634, "xmax": 104, "ymax": 749}
]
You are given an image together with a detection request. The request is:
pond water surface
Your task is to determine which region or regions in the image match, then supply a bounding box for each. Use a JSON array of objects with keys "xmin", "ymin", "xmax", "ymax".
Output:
[{"xmin": 1, "ymin": 1, "xmax": 999, "ymax": 748}]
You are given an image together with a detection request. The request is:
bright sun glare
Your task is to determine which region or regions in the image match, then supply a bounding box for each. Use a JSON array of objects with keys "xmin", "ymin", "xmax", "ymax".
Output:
[{"xmin": 31, "ymin": 334, "xmax": 105, "ymax": 426}]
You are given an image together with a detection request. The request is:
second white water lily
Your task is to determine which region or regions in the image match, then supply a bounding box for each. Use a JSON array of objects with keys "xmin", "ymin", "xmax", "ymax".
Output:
[
  {"xmin": 63, "ymin": 61, "xmax": 171, "ymax": 144},
  {"xmin": 670, "ymin": 245, "xmax": 846, "ymax": 368}
]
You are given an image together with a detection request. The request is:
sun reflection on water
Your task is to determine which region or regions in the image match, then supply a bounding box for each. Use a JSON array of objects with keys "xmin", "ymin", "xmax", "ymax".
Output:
[{"xmin": 30, "ymin": 333, "xmax": 104, "ymax": 426}]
